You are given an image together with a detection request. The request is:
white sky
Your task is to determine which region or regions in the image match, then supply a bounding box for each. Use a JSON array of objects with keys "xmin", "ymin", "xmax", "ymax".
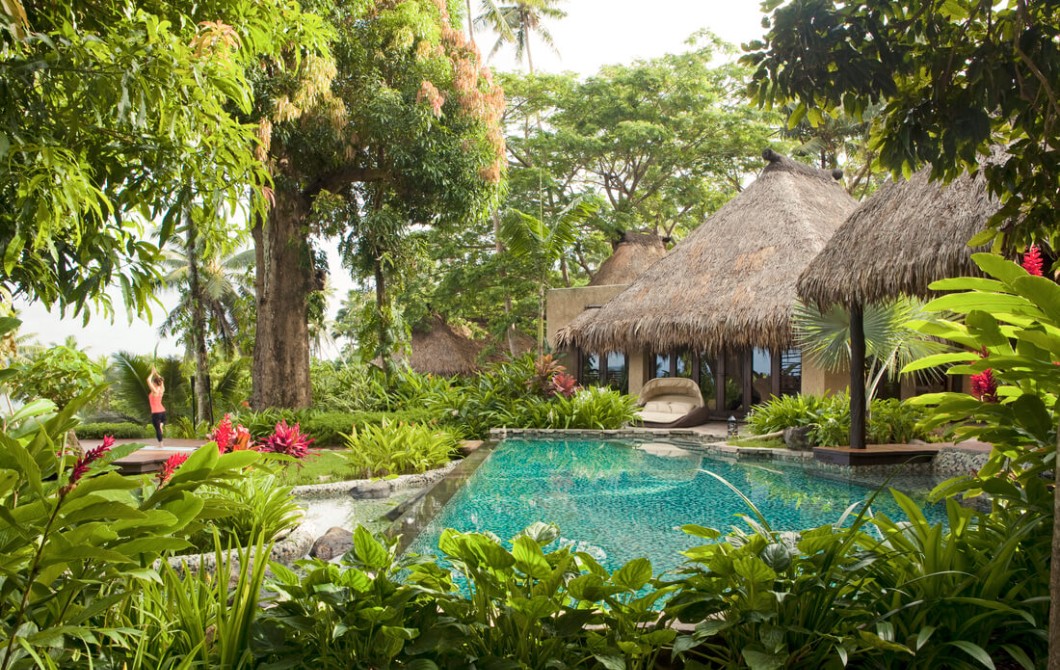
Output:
[{"xmin": 17, "ymin": 1, "xmax": 768, "ymax": 359}]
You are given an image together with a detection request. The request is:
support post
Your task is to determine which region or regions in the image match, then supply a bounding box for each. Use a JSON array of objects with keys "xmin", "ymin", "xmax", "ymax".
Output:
[{"xmin": 849, "ymin": 303, "xmax": 867, "ymax": 449}]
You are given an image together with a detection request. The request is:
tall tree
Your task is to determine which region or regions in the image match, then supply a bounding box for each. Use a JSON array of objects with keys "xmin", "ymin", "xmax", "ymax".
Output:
[
  {"xmin": 0, "ymin": 0, "xmax": 328, "ymax": 319},
  {"xmin": 250, "ymin": 0, "xmax": 505, "ymax": 408}
]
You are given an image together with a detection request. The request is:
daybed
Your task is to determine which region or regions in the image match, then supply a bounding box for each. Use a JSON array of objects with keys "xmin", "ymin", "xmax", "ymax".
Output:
[{"xmin": 634, "ymin": 377, "xmax": 711, "ymax": 428}]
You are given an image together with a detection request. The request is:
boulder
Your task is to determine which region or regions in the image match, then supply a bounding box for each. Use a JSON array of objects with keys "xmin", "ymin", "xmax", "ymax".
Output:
[
  {"xmin": 783, "ymin": 426, "xmax": 814, "ymax": 451},
  {"xmin": 309, "ymin": 527, "xmax": 353, "ymax": 560}
]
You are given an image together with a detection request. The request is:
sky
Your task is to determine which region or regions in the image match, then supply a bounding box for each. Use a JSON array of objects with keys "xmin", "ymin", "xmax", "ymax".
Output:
[{"xmin": 17, "ymin": 1, "xmax": 770, "ymax": 359}]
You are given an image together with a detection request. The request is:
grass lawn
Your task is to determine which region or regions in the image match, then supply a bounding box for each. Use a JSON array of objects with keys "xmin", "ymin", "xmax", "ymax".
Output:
[
  {"xmin": 277, "ymin": 450, "xmax": 366, "ymax": 486},
  {"xmin": 729, "ymin": 435, "xmax": 786, "ymax": 449}
]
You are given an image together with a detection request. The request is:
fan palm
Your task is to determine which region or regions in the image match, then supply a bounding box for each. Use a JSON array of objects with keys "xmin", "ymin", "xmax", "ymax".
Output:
[
  {"xmin": 794, "ymin": 296, "xmax": 949, "ymax": 404},
  {"xmin": 475, "ymin": 0, "xmax": 566, "ymax": 73},
  {"xmin": 109, "ymin": 352, "xmax": 189, "ymax": 423}
]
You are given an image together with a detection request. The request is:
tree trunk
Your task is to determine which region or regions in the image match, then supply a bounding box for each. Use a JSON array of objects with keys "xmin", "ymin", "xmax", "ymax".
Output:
[
  {"xmin": 251, "ymin": 184, "xmax": 314, "ymax": 409},
  {"xmin": 465, "ymin": 0, "xmax": 474, "ymax": 42},
  {"xmin": 374, "ymin": 256, "xmax": 393, "ymax": 385},
  {"xmin": 849, "ymin": 303, "xmax": 867, "ymax": 449},
  {"xmin": 494, "ymin": 210, "xmax": 518, "ymax": 356},
  {"xmin": 186, "ymin": 208, "xmax": 213, "ymax": 425},
  {"xmin": 1050, "ymin": 424, "xmax": 1060, "ymax": 669}
]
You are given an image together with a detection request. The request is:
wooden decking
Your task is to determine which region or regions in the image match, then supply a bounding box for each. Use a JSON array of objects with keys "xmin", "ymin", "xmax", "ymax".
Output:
[
  {"xmin": 813, "ymin": 443, "xmax": 941, "ymax": 466},
  {"xmin": 112, "ymin": 448, "xmax": 197, "ymax": 475}
]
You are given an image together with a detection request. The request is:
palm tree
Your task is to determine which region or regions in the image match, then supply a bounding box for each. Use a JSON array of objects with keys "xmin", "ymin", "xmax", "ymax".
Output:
[
  {"xmin": 475, "ymin": 0, "xmax": 566, "ymax": 73},
  {"xmin": 158, "ymin": 244, "xmax": 255, "ymax": 359},
  {"xmin": 501, "ymin": 197, "xmax": 597, "ymax": 353}
]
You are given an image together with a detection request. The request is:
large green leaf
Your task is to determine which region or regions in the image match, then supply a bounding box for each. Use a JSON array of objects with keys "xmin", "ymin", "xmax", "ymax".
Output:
[
  {"xmin": 352, "ymin": 526, "xmax": 389, "ymax": 571},
  {"xmin": 612, "ymin": 557, "xmax": 652, "ymax": 591}
]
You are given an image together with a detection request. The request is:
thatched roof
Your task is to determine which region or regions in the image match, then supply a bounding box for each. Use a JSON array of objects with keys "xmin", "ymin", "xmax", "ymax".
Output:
[
  {"xmin": 556, "ymin": 150, "xmax": 857, "ymax": 354},
  {"xmin": 798, "ymin": 163, "xmax": 999, "ymax": 308},
  {"xmin": 589, "ymin": 232, "xmax": 667, "ymax": 286},
  {"xmin": 399, "ymin": 315, "xmax": 484, "ymax": 376}
]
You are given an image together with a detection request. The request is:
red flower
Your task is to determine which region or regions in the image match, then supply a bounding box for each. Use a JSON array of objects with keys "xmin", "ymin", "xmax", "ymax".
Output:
[
  {"xmin": 232, "ymin": 424, "xmax": 252, "ymax": 451},
  {"xmin": 156, "ymin": 453, "xmax": 188, "ymax": 485},
  {"xmin": 211, "ymin": 414, "xmax": 235, "ymax": 453},
  {"xmin": 970, "ymin": 368, "xmax": 998, "ymax": 403},
  {"xmin": 63, "ymin": 435, "xmax": 114, "ymax": 494},
  {"xmin": 551, "ymin": 372, "xmax": 580, "ymax": 399},
  {"xmin": 256, "ymin": 420, "xmax": 313, "ymax": 459},
  {"xmin": 1022, "ymin": 244, "xmax": 1044, "ymax": 276}
]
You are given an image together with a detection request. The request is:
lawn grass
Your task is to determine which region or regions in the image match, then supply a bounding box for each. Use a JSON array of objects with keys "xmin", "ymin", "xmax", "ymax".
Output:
[
  {"xmin": 728, "ymin": 435, "xmax": 786, "ymax": 449},
  {"xmin": 277, "ymin": 449, "xmax": 366, "ymax": 486}
]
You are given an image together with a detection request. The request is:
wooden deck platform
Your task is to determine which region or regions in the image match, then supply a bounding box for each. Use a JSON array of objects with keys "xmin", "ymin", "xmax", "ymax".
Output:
[
  {"xmin": 112, "ymin": 447, "xmax": 198, "ymax": 475},
  {"xmin": 813, "ymin": 443, "xmax": 942, "ymax": 467}
]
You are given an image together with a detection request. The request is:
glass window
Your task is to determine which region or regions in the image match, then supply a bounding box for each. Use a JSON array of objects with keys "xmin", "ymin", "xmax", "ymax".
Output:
[
  {"xmin": 751, "ymin": 348, "xmax": 773, "ymax": 405},
  {"xmin": 605, "ymin": 352, "xmax": 628, "ymax": 393},
  {"xmin": 581, "ymin": 352, "xmax": 600, "ymax": 386},
  {"xmin": 724, "ymin": 351, "xmax": 744, "ymax": 413},
  {"xmin": 676, "ymin": 351, "xmax": 693, "ymax": 378},
  {"xmin": 698, "ymin": 356, "xmax": 716, "ymax": 409},
  {"xmin": 779, "ymin": 349, "xmax": 802, "ymax": 396},
  {"xmin": 654, "ymin": 353, "xmax": 671, "ymax": 378}
]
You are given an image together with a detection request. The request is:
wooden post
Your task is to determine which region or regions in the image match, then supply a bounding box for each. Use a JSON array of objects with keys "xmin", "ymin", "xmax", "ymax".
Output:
[{"xmin": 849, "ymin": 303, "xmax": 867, "ymax": 449}]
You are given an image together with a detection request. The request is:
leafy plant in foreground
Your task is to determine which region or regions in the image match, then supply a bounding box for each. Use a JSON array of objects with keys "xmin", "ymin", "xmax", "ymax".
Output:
[{"xmin": 341, "ymin": 420, "xmax": 459, "ymax": 478}]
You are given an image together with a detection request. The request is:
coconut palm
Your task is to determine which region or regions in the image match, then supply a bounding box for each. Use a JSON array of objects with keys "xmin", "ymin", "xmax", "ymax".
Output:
[
  {"xmin": 475, "ymin": 0, "xmax": 566, "ymax": 73},
  {"xmin": 794, "ymin": 296, "xmax": 950, "ymax": 404},
  {"xmin": 158, "ymin": 244, "xmax": 255, "ymax": 358}
]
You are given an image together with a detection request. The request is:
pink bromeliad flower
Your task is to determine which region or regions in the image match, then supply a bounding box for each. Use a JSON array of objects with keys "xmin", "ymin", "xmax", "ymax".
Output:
[
  {"xmin": 970, "ymin": 368, "xmax": 998, "ymax": 403},
  {"xmin": 1022, "ymin": 244, "xmax": 1044, "ymax": 276},
  {"xmin": 156, "ymin": 453, "xmax": 189, "ymax": 485}
]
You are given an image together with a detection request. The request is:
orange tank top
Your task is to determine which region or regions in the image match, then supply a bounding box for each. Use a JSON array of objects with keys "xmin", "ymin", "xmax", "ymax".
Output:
[{"xmin": 149, "ymin": 392, "xmax": 165, "ymax": 413}]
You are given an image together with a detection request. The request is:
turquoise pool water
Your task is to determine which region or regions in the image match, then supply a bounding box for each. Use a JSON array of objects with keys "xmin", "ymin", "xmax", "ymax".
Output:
[{"xmin": 401, "ymin": 438, "xmax": 946, "ymax": 575}]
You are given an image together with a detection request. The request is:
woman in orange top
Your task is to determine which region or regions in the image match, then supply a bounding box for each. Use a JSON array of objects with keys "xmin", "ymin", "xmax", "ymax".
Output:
[{"xmin": 147, "ymin": 367, "xmax": 166, "ymax": 447}]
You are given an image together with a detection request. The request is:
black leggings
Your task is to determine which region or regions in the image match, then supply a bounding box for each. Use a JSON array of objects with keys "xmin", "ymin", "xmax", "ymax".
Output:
[{"xmin": 151, "ymin": 412, "xmax": 166, "ymax": 443}]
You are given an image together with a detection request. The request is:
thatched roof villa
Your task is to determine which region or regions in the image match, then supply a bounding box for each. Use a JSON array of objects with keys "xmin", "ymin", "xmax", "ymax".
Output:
[
  {"xmin": 797, "ymin": 162, "xmax": 1000, "ymax": 446},
  {"xmin": 393, "ymin": 314, "xmax": 533, "ymax": 377},
  {"xmin": 553, "ymin": 149, "xmax": 857, "ymax": 415}
]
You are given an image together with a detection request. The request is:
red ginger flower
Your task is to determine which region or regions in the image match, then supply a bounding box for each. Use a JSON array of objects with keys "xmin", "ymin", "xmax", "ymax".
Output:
[
  {"xmin": 64, "ymin": 435, "xmax": 114, "ymax": 494},
  {"xmin": 1022, "ymin": 244, "xmax": 1044, "ymax": 276},
  {"xmin": 551, "ymin": 372, "xmax": 580, "ymax": 399},
  {"xmin": 256, "ymin": 420, "xmax": 312, "ymax": 459},
  {"xmin": 211, "ymin": 414, "xmax": 235, "ymax": 453},
  {"xmin": 970, "ymin": 368, "xmax": 998, "ymax": 403},
  {"xmin": 156, "ymin": 453, "xmax": 188, "ymax": 485}
]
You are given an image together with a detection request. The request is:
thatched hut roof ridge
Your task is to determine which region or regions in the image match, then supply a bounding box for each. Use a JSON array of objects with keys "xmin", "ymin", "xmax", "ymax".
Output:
[{"xmin": 556, "ymin": 150, "xmax": 857, "ymax": 354}]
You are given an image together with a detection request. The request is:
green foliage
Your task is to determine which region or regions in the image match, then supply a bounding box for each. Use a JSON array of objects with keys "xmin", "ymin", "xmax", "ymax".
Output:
[
  {"xmin": 746, "ymin": 0, "xmax": 1060, "ymax": 247},
  {"xmin": 186, "ymin": 474, "xmax": 302, "ymax": 553},
  {"xmin": 747, "ymin": 394, "xmax": 927, "ymax": 447},
  {"xmin": 745, "ymin": 393, "xmax": 828, "ymax": 434},
  {"xmin": 74, "ymin": 422, "xmax": 153, "ymax": 440},
  {"xmin": 904, "ymin": 253, "xmax": 1060, "ymax": 495},
  {"xmin": 309, "ymin": 359, "xmax": 390, "ymax": 413},
  {"xmin": 254, "ymin": 524, "xmax": 677, "ymax": 669},
  {"xmin": 0, "ymin": 0, "xmax": 329, "ymax": 317},
  {"xmin": 341, "ymin": 421, "xmax": 460, "ymax": 478},
  {"xmin": 8, "ymin": 345, "xmax": 104, "ymax": 408},
  {"xmin": 100, "ymin": 533, "xmax": 274, "ymax": 669},
  {"xmin": 794, "ymin": 297, "xmax": 949, "ymax": 403},
  {"xmin": 666, "ymin": 491, "xmax": 1044, "ymax": 668}
]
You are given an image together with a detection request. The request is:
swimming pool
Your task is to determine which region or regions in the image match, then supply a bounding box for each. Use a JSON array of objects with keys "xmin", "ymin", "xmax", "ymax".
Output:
[{"xmin": 398, "ymin": 438, "xmax": 946, "ymax": 575}]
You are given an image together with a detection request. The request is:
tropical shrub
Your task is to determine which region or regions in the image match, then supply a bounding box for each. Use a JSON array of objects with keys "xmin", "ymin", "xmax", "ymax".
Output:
[
  {"xmin": 257, "ymin": 419, "xmax": 313, "ymax": 458},
  {"xmin": 9, "ymin": 344, "xmax": 104, "ymax": 408},
  {"xmin": 75, "ymin": 421, "xmax": 154, "ymax": 439},
  {"xmin": 185, "ymin": 474, "xmax": 302, "ymax": 552},
  {"xmin": 310, "ymin": 359, "xmax": 390, "ymax": 413},
  {"xmin": 341, "ymin": 420, "xmax": 459, "ymax": 478},
  {"xmin": 541, "ymin": 386, "xmax": 637, "ymax": 429},
  {"xmin": 746, "ymin": 394, "xmax": 927, "ymax": 446},
  {"xmin": 254, "ymin": 524, "xmax": 677, "ymax": 670}
]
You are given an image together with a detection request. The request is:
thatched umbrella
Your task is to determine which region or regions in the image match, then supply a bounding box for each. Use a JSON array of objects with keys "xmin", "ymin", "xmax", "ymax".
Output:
[
  {"xmin": 589, "ymin": 232, "xmax": 667, "ymax": 286},
  {"xmin": 797, "ymin": 163, "xmax": 1000, "ymax": 448},
  {"xmin": 556, "ymin": 149, "xmax": 856, "ymax": 355}
]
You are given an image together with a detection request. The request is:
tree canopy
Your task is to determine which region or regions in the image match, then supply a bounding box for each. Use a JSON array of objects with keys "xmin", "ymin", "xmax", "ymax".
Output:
[
  {"xmin": 744, "ymin": 0, "xmax": 1060, "ymax": 249},
  {"xmin": 0, "ymin": 0, "xmax": 329, "ymax": 318}
]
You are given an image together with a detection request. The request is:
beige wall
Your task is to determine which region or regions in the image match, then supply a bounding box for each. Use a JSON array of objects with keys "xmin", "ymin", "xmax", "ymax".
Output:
[
  {"xmin": 545, "ymin": 284, "xmax": 629, "ymax": 347},
  {"xmin": 627, "ymin": 348, "xmax": 648, "ymax": 396},
  {"xmin": 801, "ymin": 358, "xmax": 850, "ymax": 397}
]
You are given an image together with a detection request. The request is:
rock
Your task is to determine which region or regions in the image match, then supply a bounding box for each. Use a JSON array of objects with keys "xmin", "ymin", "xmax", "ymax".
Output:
[
  {"xmin": 783, "ymin": 426, "xmax": 814, "ymax": 451},
  {"xmin": 350, "ymin": 479, "xmax": 391, "ymax": 499},
  {"xmin": 310, "ymin": 527, "xmax": 353, "ymax": 560}
]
